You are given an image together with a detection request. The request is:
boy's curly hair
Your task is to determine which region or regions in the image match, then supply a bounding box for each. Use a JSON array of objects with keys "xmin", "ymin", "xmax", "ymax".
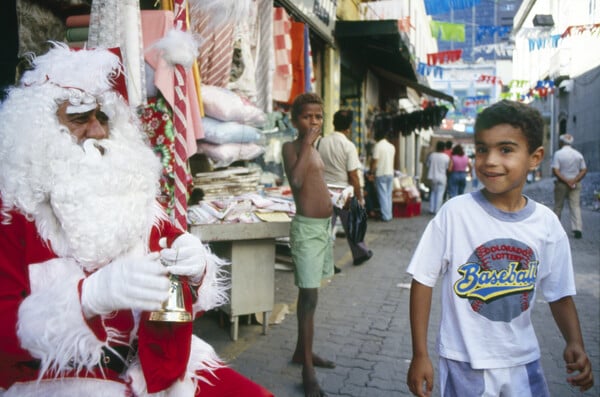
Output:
[
  {"xmin": 474, "ymin": 100, "xmax": 544, "ymax": 153},
  {"xmin": 290, "ymin": 93, "xmax": 323, "ymax": 122}
]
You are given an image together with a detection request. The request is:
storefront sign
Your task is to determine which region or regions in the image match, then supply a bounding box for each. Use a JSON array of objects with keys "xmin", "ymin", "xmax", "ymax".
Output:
[{"xmin": 278, "ymin": 0, "xmax": 337, "ymax": 44}]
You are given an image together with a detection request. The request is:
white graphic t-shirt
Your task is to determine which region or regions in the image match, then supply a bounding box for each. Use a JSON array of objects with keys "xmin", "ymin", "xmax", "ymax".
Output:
[{"xmin": 406, "ymin": 191, "xmax": 575, "ymax": 369}]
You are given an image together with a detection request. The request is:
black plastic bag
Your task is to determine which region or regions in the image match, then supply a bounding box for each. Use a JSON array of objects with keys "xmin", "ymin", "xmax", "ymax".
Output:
[{"xmin": 347, "ymin": 196, "xmax": 367, "ymax": 244}]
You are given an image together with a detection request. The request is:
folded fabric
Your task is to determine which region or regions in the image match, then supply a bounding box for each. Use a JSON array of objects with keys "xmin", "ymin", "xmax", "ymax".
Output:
[
  {"xmin": 65, "ymin": 27, "xmax": 89, "ymax": 42},
  {"xmin": 197, "ymin": 142, "xmax": 265, "ymax": 169},
  {"xmin": 66, "ymin": 14, "xmax": 91, "ymax": 28},
  {"xmin": 201, "ymin": 117, "xmax": 262, "ymax": 145},
  {"xmin": 201, "ymin": 85, "xmax": 266, "ymax": 127}
]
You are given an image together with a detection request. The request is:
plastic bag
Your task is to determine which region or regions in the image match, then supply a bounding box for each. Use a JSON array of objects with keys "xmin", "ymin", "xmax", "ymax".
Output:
[{"xmin": 347, "ymin": 196, "xmax": 367, "ymax": 244}]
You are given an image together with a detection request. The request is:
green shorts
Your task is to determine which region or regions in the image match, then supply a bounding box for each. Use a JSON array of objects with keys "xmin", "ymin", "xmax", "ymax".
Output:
[{"xmin": 290, "ymin": 214, "xmax": 334, "ymax": 289}]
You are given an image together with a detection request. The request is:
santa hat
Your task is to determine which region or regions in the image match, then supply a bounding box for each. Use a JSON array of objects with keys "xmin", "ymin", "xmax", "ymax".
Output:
[{"xmin": 20, "ymin": 42, "xmax": 127, "ymax": 113}]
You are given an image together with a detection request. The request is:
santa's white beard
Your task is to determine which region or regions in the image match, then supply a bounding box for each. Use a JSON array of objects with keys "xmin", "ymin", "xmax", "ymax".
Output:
[{"xmin": 36, "ymin": 124, "xmax": 165, "ymax": 271}]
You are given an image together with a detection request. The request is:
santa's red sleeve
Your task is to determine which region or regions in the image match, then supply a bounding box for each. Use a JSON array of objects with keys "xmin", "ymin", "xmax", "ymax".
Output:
[{"xmin": 0, "ymin": 204, "xmax": 55, "ymax": 387}]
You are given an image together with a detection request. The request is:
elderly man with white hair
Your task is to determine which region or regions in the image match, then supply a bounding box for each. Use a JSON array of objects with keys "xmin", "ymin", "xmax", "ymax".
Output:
[
  {"xmin": 552, "ymin": 133, "xmax": 587, "ymax": 239},
  {"xmin": 0, "ymin": 43, "xmax": 272, "ymax": 397}
]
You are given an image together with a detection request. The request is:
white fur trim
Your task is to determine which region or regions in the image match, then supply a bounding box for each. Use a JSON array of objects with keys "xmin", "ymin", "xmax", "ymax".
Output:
[
  {"xmin": 192, "ymin": 251, "xmax": 229, "ymax": 314},
  {"xmin": 186, "ymin": 336, "xmax": 223, "ymax": 386},
  {"xmin": 152, "ymin": 29, "xmax": 198, "ymax": 68},
  {"xmin": 21, "ymin": 43, "xmax": 122, "ymax": 98},
  {"xmin": 17, "ymin": 258, "xmax": 119, "ymax": 378},
  {"xmin": 1, "ymin": 378, "xmax": 127, "ymax": 397},
  {"xmin": 126, "ymin": 335, "xmax": 223, "ymax": 396}
]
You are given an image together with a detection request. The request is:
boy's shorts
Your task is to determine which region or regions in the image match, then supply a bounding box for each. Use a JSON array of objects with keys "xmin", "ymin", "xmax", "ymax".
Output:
[
  {"xmin": 290, "ymin": 214, "xmax": 334, "ymax": 289},
  {"xmin": 439, "ymin": 357, "xmax": 550, "ymax": 397}
]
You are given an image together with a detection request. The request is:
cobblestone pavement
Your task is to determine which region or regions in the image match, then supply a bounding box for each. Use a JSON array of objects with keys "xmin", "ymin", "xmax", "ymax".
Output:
[{"xmin": 196, "ymin": 175, "xmax": 600, "ymax": 397}]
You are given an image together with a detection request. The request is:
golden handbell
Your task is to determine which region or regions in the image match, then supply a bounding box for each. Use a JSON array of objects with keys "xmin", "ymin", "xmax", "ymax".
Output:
[{"xmin": 149, "ymin": 261, "xmax": 193, "ymax": 322}]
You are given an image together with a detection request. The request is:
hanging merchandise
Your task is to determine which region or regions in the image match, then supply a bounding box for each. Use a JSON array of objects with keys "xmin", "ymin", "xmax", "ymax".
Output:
[
  {"xmin": 88, "ymin": 0, "xmax": 147, "ymax": 108},
  {"xmin": 374, "ymin": 106, "xmax": 449, "ymax": 138},
  {"xmin": 287, "ymin": 21, "xmax": 306, "ymax": 104},
  {"xmin": 254, "ymin": 0, "xmax": 275, "ymax": 113},
  {"xmin": 304, "ymin": 24, "xmax": 315, "ymax": 93},
  {"xmin": 151, "ymin": 1, "xmax": 197, "ymax": 230},
  {"xmin": 272, "ymin": 7, "xmax": 293, "ymax": 103}
]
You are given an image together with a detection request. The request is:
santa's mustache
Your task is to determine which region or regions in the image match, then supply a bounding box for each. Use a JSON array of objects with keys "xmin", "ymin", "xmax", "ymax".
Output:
[{"xmin": 81, "ymin": 138, "xmax": 106, "ymax": 158}]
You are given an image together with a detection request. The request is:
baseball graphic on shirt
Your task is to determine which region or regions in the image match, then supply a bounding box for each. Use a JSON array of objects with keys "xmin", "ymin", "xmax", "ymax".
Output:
[{"xmin": 453, "ymin": 238, "xmax": 538, "ymax": 322}]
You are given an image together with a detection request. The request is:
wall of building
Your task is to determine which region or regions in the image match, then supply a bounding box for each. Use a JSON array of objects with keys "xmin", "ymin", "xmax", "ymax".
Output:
[
  {"xmin": 512, "ymin": 0, "xmax": 600, "ymax": 172},
  {"xmin": 564, "ymin": 65, "xmax": 600, "ymax": 171}
]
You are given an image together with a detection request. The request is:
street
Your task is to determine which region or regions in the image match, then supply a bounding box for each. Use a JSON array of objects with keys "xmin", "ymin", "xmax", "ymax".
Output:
[{"xmin": 197, "ymin": 177, "xmax": 600, "ymax": 397}]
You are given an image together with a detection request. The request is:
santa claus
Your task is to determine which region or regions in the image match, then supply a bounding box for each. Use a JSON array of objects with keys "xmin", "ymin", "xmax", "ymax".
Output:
[{"xmin": 0, "ymin": 43, "xmax": 272, "ymax": 397}]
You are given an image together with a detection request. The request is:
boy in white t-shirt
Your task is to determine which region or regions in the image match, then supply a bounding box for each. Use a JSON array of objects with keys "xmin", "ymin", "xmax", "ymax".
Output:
[{"xmin": 406, "ymin": 100, "xmax": 594, "ymax": 397}]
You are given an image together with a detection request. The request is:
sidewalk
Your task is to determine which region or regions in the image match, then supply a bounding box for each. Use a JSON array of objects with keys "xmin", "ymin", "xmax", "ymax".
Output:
[{"xmin": 196, "ymin": 178, "xmax": 600, "ymax": 396}]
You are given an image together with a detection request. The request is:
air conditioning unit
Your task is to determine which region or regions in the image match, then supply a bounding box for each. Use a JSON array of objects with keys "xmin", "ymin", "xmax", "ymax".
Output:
[{"xmin": 533, "ymin": 14, "xmax": 554, "ymax": 27}]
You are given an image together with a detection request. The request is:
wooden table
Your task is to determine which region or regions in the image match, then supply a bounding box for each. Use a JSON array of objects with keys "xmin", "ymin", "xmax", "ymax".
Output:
[{"xmin": 189, "ymin": 221, "xmax": 290, "ymax": 341}]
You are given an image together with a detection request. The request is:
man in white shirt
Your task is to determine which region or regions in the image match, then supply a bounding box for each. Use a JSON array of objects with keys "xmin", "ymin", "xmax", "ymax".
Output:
[
  {"xmin": 552, "ymin": 133, "xmax": 587, "ymax": 239},
  {"xmin": 318, "ymin": 110, "xmax": 373, "ymax": 268},
  {"xmin": 369, "ymin": 121, "xmax": 396, "ymax": 222}
]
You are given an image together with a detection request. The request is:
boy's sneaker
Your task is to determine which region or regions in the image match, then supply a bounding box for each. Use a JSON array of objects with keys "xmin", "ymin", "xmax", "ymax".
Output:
[{"xmin": 574, "ymin": 230, "xmax": 582, "ymax": 239}]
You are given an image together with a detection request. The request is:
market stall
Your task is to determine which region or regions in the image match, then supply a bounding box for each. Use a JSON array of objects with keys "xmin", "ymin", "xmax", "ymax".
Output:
[{"xmin": 189, "ymin": 221, "xmax": 290, "ymax": 341}]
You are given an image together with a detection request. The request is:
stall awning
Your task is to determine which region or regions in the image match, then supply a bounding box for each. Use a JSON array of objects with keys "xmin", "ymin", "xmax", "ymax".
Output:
[
  {"xmin": 335, "ymin": 20, "xmax": 454, "ymax": 105},
  {"xmin": 335, "ymin": 20, "xmax": 417, "ymax": 82},
  {"xmin": 371, "ymin": 66, "xmax": 455, "ymax": 105}
]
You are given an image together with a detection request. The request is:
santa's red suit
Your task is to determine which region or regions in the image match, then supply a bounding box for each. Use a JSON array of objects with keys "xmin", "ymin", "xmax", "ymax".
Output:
[
  {"xmin": 0, "ymin": 202, "xmax": 273, "ymax": 396},
  {"xmin": 0, "ymin": 44, "xmax": 272, "ymax": 397}
]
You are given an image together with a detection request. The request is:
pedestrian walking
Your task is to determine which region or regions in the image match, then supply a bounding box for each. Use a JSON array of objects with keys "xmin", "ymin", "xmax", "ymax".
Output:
[
  {"xmin": 406, "ymin": 100, "xmax": 594, "ymax": 397},
  {"xmin": 368, "ymin": 122, "xmax": 395, "ymax": 222},
  {"xmin": 552, "ymin": 133, "xmax": 587, "ymax": 239},
  {"xmin": 282, "ymin": 92, "xmax": 336, "ymax": 397},
  {"xmin": 447, "ymin": 143, "xmax": 470, "ymax": 198},
  {"xmin": 426, "ymin": 141, "xmax": 451, "ymax": 214},
  {"xmin": 317, "ymin": 110, "xmax": 373, "ymax": 269}
]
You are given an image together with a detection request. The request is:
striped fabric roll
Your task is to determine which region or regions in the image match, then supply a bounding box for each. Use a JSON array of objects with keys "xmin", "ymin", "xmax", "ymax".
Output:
[
  {"xmin": 254, "ymin": 0, "xmax": 274, "ymax": 113},
  {"xmin": 272, "ymin": 7, "xmax": 292, "ymax": 103},
  {"xmin": 195, "ymin": 12, "xmax": 235, "ymax": 88}
]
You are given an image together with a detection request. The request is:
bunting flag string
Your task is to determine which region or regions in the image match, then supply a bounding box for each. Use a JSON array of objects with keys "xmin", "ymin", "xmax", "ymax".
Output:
[
  {"xmin": 424, "ymin": 0, "xmax": 482, "ymax": 15},
  {"xmin": 430, "ymin": 20, "xmax": 465, "ymax": 42},
  {"xmin": 477, "ymin": 74, "xmax": 503, "ymax": 86},
  {"xmin": 427, "ymin": 49, "xmax": 462, "ymax": 65},
  {"xmin": 501, "ymin": 79, "xmax": 556, "ymax": 102},
  {"xmin": 472, "ymin": 43, "xmax": 514, "ymax": 57},
  {"xmin": 527, "ymin": 34, "xmax": 561, "ymax": 51},
  {"xmin": 417, "ymin": 62, "xmax": 444, "ymax": 78},
  {"xmin": 462, "ymin": 95, "xmax": 489, "ymax": 107},
  {"xmin": 476, "ymin": 25, "xmax": 512, "ymax": 41},
  {"xmin": 507, "ymin": 80, "xmax": 529, "ymax": 89},
  {"xmin": 561, "ymin": 23, "xmax": 600, "ymax": 38}
]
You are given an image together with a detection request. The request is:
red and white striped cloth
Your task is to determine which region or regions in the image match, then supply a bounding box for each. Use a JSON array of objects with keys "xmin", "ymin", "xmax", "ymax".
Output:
[
  {"xmin": 193, "ymin": 11, "xmax": 235, "ymax": 88},
  {"xmin": 172, "ymin": 0, "xmax": 190, "ymax": 230},
  {"xmin": 272, "ymin": 7, "xmax": 292, "ymax": 103}
]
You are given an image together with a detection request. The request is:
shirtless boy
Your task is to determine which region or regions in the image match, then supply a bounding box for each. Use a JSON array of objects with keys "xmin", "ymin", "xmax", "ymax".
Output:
[{"xmin": 282, "ymin": 93, "xmax": 336, "ymax": 397}]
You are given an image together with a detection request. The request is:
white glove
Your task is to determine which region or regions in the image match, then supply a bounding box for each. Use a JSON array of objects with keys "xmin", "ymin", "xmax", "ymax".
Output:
[
  {"xmin": 159, "ymin": 233, "xmax": 208, "ymax": 284},
  {"xmin": 81, "ymin": 253, "xmax": 171, "ymax": 318}
]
